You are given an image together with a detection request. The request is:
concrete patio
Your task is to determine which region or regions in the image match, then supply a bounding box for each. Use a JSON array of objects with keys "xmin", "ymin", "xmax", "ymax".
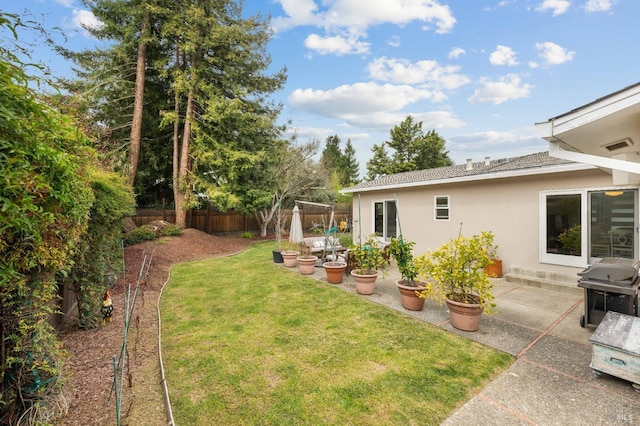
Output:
[{"xmin": 296, "ymin": 263, "xmax": 640, "ymax": 425}]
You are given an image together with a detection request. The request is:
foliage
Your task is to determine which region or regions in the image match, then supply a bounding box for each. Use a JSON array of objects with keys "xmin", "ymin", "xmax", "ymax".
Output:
[
  {"xmin": 320, "ymin": 135, "xmax": 360, "ymax": 187},
  {"xmin": 123, "ymin": 225, "xmax": 160, "ymax": 246},
  {"xmin": 65, "ymin": 169, "xmax": 135, "ymax": 328},
  {"xmin": 0, "ymin": 30, "xmax": 94, "ymax": 420},
  {"xmin": 415, "ymin": 232, "xmax": 496, "ymax": 313},
  {"xmin": 253, "ymin": 137, "xmax": 330, "ymax": 237},
  {"xmin": 160, "ymin": 241, "xmax": 512, "ymax": 424},
  {"xmin": 557, "ymin": 224, "xmax": 581, "ymax": 254},
  {"xmin": 350, "ymin": 234, "xmax": 388, "ymax": 275},
  {"xmin": 388, "ymin": 236, "xmax": 419, "ymax": 285},
  {"xmin": 366, "ymin": 115, "xmax": 452, "ymax": 180},
  {"xmin": 62, "ymin": 0, "xmax": 288, "ymax": 225},
  {"xmin": 241, "ymin": 231, "xmax": 253, "ymax": 239},
  {"xmin": 158, "ymin": 223, "xmax": 181, "ymax": 237}
]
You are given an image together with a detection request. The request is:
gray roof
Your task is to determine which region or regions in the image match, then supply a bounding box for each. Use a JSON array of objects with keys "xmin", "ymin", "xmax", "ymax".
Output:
[{"xmin": 344, "ymin": 151, "xmax": 581, "ymax": 193}]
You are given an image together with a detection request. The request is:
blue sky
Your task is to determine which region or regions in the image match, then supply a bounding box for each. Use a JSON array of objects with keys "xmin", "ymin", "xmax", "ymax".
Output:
[{"xmin": 4, "ymin": 0, "xmax": 640, "ymax": 175}]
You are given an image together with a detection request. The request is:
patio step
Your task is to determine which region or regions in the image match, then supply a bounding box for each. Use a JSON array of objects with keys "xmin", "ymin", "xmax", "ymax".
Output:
[{"xmin": 503, "ymin": 272, "xmax": 582, "ymax": 296}]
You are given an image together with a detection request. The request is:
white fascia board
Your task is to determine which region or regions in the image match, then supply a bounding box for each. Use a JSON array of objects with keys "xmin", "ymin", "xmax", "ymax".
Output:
[
  {"xmin": 535, "ymin": 84, "xmax": 640, "ymax": 140},
  {"xmin": 549, "ymin": 142, "xmax": 640, "ymax": 174},
  {"xmin": 340, "ymin": 162, "xmax": 595, "ymax": 194}
]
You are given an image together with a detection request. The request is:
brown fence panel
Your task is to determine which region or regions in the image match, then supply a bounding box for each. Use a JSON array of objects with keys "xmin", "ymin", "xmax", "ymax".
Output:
[{"xmin": 133, "ymin": 207, "xmax": 351, "ymax": 235}]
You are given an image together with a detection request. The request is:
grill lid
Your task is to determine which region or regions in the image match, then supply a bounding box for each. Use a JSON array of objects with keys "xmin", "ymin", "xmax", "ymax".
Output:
[{"xmin": 578, "ymin": 259, "xmax": 639, "ymax": 287}]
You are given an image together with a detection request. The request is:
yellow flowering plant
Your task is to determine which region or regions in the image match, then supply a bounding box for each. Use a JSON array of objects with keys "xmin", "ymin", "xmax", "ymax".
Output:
[{"xmin": 415, "ymin": 232, "xmax": 496, "ymax": 314}]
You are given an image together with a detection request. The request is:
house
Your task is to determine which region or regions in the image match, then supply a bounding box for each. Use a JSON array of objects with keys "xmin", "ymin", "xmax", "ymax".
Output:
[{"xmin": 342, "ymin": 83, "xmax": 640, "ymax": 288}]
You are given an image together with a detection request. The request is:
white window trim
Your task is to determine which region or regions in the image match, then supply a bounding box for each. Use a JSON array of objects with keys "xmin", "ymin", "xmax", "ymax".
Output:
[
  {"xmin": 434, "ymin": 195, "xmax": 450, "ymax": 221},
  {"xmin": 540, "ymin": 186, "xmax": 639, "ymax": 268},
  {"xmin": 538, "ymin": 189, "xmax": 588, "ymax": 268}
]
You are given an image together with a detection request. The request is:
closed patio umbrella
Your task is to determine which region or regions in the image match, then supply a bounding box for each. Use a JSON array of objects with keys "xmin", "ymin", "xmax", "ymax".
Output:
[{"xmin": 289, "ymin": 205, "xmax": 304, "ymax": 244}]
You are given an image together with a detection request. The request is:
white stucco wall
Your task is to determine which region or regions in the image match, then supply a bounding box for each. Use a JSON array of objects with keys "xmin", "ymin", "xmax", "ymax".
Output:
[{"xmin": 351, "ymin": 168, "xmax": 623, "ymax": 279}]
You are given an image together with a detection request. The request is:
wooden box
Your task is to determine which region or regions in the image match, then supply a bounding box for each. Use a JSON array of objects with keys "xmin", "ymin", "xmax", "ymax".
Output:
[{"xmin": 589, "ymin": 311, "xmax": 640, "ymax": 388}]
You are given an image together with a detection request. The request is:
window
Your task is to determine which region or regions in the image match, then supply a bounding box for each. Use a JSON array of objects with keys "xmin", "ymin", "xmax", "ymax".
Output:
[
  {"xmin": 540, "ymin": 189, "xmax": 638, "ymax": 267},
  {"xmin": 373, "ymin": 200, "xmax": 397, "ymax": 240},
  {"xmin": 435, "ymin": 196, "xmax": 449, "ymax": 220},
  {"xmin": 541, "ymin": 191, "xmax": 585, "ymax": 267}
]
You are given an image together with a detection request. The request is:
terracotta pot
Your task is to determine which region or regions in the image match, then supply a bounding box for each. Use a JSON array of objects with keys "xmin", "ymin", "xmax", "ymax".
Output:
[
  {"xmin": 350, "ymin": 270, "xmax": 378, "ymax": 295},
  {"xmin": 396, "ymin": 280, "xmax": 427, "ymax": 311},
  {"xmin": 297, "ymin": 256, "xmax": 318, "ymax": 275},
  {"xmin": 484, "ymin": 259, "xmax": 503, "ymax": 278},
  {"xmin": 323, "ymin": 261, "xmax": 347, "ymax": 284},
  {"xmin": 281, "ymin": 251, "xmax": 300, "ymax": 267},
  {"xmin": 445, "ymin": 298, "xmax": 483, "ymax": 332}
]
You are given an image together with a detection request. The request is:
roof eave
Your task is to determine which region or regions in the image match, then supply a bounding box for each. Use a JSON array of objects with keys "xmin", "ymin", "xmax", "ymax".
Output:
[{"xmin": 340, "ymin": 163, "xmax": 596, "ymax": 194}]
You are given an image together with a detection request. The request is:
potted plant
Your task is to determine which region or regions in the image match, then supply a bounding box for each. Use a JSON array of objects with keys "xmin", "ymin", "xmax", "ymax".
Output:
[
  {"xmin": 388, "ymin": 236, "xmax": 428, "ymax": 311},
  {"xmin": 415, "ymin": 232, "xmax": 496, "ymax": 331},
  {"xmin": 349, "ymin": 234, "xmax": 388, "ymax": 295},
  {"xmin": 481, "ymin": 231, "xmax": 502, "ymax": 278},
  {"xmin": 323, "ymin": 237, "xmax": 347, "ymax": 284}
]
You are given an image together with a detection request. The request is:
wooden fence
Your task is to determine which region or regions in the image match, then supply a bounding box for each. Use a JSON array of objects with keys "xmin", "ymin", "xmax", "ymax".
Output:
[{"xmin": 133, "ymin": 206, "xmax": 353, "ymax": 235}]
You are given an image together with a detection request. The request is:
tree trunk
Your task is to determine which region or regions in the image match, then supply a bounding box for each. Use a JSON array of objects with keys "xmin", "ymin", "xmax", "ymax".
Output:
[
  {"xmin": 128, "ymin": 11, "xmax": 150, "ymax": 185},
  {"xmin": 174, "ymin": 56, "xmax": 196, "ymax": 229}
]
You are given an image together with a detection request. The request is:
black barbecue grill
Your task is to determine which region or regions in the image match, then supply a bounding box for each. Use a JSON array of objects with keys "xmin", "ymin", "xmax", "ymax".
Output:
[{"xmin": 577, "ymin": 258, "xmax": 640, "ymax": 327}]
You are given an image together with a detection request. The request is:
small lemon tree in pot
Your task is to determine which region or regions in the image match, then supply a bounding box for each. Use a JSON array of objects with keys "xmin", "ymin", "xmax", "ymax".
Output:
[
  {"xmin": 415, "ymin": 231, "xmax": 496, "ymax": 331},
  {"xmin": 350, "ymin": 234, "xmax": 388, "ymax": 295}
]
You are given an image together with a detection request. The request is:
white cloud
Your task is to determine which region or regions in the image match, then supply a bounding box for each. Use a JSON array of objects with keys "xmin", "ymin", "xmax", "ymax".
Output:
[
  {"xmin": 489, "ymin": 45, "xmax": 519, "ymax": 66},
  {"xmin": 304, "ymin": 33, "xmax": 370, "ymax": 55},
  {"xmin": 56, "ymin": 0, "xmax": 74, "ymax": 7},
  {"xmin": 289, "ymin": 82, "xmax": 437, "ymax": 115},
  {"xmin": 536, "ymin": 0, "xmax": 571, "ymax": 16},
  {"xmin": 448, "ymin": 47, "xmax": 466, "ymax": 59},
  {"xmin": 273, "ymin": 0, "xmax": 456, "ymax": 35},
  {"xmin": 584, "ymin": 0, "xmax": 613, "ymax": 12},
  {"xmin": 344, "ymin": 110, "xmax": 465, "ymax": 130},
  {"xmin": 367, "ymin": 57, "xmax": 470, "ymax": 90},
  {"xmin": 535, "ymin": 41, "xmax": 575, "ymax": 65},
  {"xmin": 447, "ymin": 128, "xmax": 547, "ymax": 162},
  {"xmin": 287, "ymin": 82, "xmax": 466, "ymax": 130},
  {"xmin": 468, "ymin": 74, "xmax": 533, "ymax": 105},
  {"xmin": 387, "ymin": 35, "xmax": 401, "ymax": 47},
  {"xmin": 72, "ymin": 9, "xmax": 104, "ymax": 36}
]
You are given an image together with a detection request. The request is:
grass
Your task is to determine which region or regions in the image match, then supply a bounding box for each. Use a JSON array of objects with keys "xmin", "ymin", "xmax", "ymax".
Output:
[{"xmin": 161, "ymin": 242, "xmax": 513, "ymax": 425}]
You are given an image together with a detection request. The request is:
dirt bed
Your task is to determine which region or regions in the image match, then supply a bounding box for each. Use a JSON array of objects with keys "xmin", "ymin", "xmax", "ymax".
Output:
[{"xmin": 59, "ymin": 229, "xmax": 257, "ymax": 425}]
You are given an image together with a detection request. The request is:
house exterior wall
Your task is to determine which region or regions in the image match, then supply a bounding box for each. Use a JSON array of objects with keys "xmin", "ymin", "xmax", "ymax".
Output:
[{"xmin": 351, "ymin": 168, "xmax": 621, "ymax": 279}]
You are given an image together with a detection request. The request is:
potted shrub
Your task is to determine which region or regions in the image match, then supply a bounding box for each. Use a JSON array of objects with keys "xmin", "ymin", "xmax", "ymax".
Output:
[
  {"xmin": 388, "ymin": 236, "xmax": 427, "ymax": 311},
  {"xmin": 349, "ymin": 234, "xmax": 388, "ymax": 295},
  {"xmin": 415, "ymin": 232, "xmax": 496, "ymax": 331},
  {"xmin": 481, "ymin": 231, "xmax": 502, "ymax": 278},
  {"xmin": 323, "ymin": 236, "xmax": 347, "ymax": 284}
]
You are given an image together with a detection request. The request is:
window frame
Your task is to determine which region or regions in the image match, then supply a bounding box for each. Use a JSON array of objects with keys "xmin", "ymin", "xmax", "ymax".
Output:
[{"xmin": 434, "ymin": 195, "xmax": 450, "ymax": 221}]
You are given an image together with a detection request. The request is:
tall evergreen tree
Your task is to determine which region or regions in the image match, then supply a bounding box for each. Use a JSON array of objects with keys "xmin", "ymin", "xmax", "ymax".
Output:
[
  {"xmin": 366, "ymin": 143, "xmax": 391, "ymax": 180},
  {"xmin": 162, "ymin": 0, "xmax": 286, "ymax": 227},
  {"xmin": 341, "ymin": 139, "xmax": 360, "ymax": 186},
  {"xmin": 366, "ymin": 116, "xmax": 452, "ymax": 180},
  {"xmin": 321, "ymin": 134, "xmax": 343, "ymax": 171}
]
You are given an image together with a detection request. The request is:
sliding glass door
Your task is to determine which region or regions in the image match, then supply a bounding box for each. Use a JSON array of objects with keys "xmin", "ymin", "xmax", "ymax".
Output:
[{"xmin": 374, "ymin": 200, "xmax": 397, "ymax": 241}]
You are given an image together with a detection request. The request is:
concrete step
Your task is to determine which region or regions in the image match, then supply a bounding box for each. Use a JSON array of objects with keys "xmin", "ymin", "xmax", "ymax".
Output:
[{"xmin": 504, "ymin": 272, "xmax": 583, "ymax": 296}]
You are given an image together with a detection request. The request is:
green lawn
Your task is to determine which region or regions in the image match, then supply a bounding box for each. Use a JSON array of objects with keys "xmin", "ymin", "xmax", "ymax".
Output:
[{"xmin": 161, "ymin": 242, "xmax": 512, "ymax": 425}]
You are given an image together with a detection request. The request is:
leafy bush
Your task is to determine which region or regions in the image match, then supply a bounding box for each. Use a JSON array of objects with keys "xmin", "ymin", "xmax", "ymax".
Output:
[
  {"xmin": 158, "ymin": 224, "xmax": 182, "ymax": 237},
  {"xmin": 124, "ymin": 225, "xmax": 159, "ymax": 246},
  {"xmin": 241, "ymin": 231, "xmax": 253, "ymax": 239},
  {"xmin": 0, "ymin": 49, "xmax": 94, "ymax": 420},
  {"xmin": 65, "ymin": 169, "xmax": 135, "ymax": 328}
]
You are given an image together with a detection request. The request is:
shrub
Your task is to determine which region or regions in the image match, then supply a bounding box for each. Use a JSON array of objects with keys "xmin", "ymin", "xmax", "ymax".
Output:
[
  {"xmin": 124, "ymin": 225, "xmax": 158, "ymax": 246},
  {"xmin": 241, "ymin": 231, "xmax": 253, "ymax": 239},
  {"xmin": 158, "ymin": 224, "xmax": 182, "ymax": 237}
]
